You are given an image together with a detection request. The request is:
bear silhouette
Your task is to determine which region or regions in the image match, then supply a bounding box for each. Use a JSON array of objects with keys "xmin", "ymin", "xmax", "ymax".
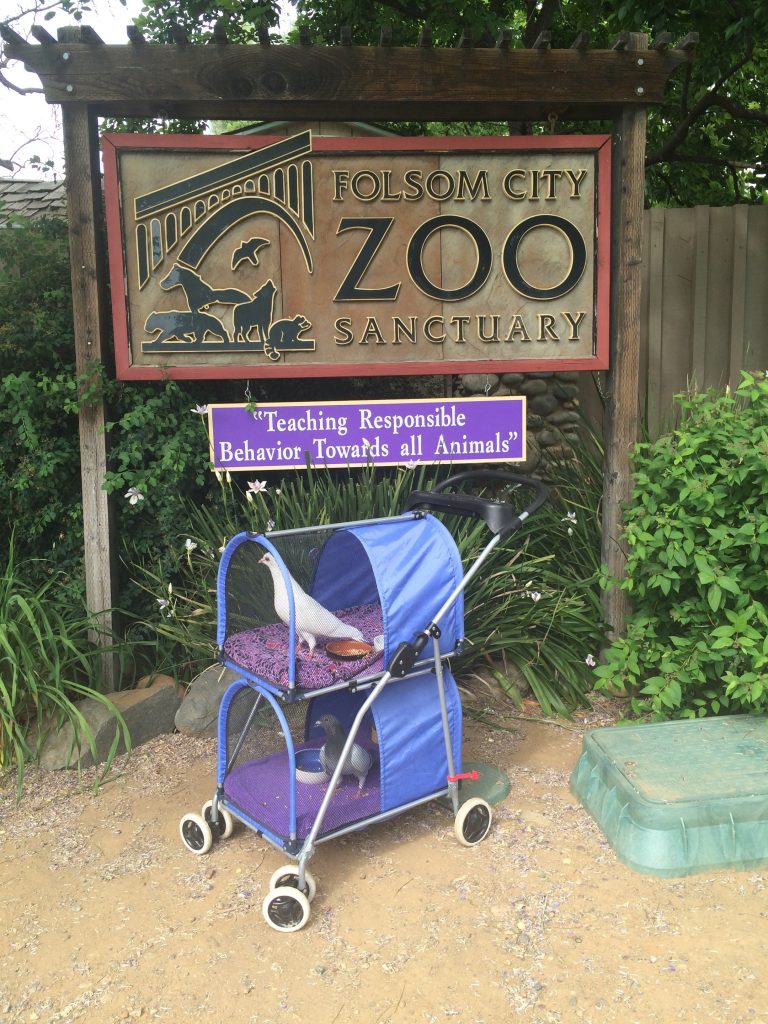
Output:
[{"xmin": 144, "ymin": 309, "xmax": 229, "ymax": 345}]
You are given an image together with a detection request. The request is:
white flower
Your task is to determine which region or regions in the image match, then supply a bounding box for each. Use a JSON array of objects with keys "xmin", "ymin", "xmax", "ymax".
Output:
[
  {"xmin": 562, "ymin": 511, "xmax": 577, "ymax": 523},
  {"xmin": 247, "ymin": 480, "xmax": 267, "ymax": 495},
  {"xmin": 266, "ymin": 519, "xmax": 275, "ymax": 532},
  {"xmin": 214, "ymin": 469, "xmax": 223, "ymax": 483},
  {"xmin": 403, "ymin": 460, "xmax": 420, "ymax": 471},
  {"xmin": 124, "ymin": 486, "xmax": 144, "ymax": 505},
  {"xmin": 191, "ymin": 404, "xmax": 208, "ymax": 415},
  {"xmin": 157, "ymin": 598, "xmax": 169, "ymax": 610},
  {"xmin": 184, "ymin": 538, "xmax": 197, "ymax": 554},
  {"xmin": 567, "ymin": 527, "xmax": 574, "ymax": 536},
  {"xmin": 225, "ymin": 470, "xmax": 231, "ymax": 483},
  {"xmin": 585, "ymin": 654, "xmax": 597, "ymax": 668},
  {"xmin": 530, "ymin": 591, "xmax": 541, "ymax": 603},
  {"xmin": 245, "ymin": 490, "xmax": 253, "ymax": 504}
]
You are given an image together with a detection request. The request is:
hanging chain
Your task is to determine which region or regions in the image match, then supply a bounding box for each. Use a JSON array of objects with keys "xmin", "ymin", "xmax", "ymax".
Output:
[{"xmin": 547, "ymin": 111, "xmax": 558, "ymax": 134}]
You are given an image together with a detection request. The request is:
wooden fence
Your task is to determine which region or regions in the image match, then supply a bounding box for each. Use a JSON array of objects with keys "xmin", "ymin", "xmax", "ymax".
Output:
[{"xmin": 583, "ymin": 204, "xmax": 768, "ymax": 437}]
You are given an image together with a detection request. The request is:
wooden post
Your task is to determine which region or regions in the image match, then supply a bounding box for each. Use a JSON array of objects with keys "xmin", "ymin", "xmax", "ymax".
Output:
[
  {"xmin": 601, "ymin": 33, "xmax": 648, "ymax": 639},
  {"xmin": 61, "ymin": 103, "xmax": 117, "ymax": 687}
]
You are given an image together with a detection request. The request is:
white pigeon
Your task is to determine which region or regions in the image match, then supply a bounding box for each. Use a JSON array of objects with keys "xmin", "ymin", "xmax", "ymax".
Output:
[{"xmin": 259, "ymin": 551, "xmax": 366, "ymax": 655}]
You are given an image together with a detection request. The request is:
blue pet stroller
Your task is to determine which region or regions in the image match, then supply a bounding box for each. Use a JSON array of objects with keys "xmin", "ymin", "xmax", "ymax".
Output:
[{"xmin": 179, "ymin": 471, "xmax": 547, "ymax": 931}]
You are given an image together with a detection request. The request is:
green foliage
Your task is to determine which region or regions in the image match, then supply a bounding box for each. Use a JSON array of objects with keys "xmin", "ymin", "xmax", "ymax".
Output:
[
  {"xmin": 128, "ymin": 458, "xmax": 607, "ymax": 716},
  {"xmin": 0, "ymin": 369, "xmax": 84, "ymax": 600},
  {"xmin": 0, "ymin": 535, "xmax": 129, "ymax": 798},
  {"xmin": 594, "ymin": 373, "xmax": 768, "ymax": 718},
  {"xmin": 0, "ymin": 216, "xmax": 75, "ymax": 375}
]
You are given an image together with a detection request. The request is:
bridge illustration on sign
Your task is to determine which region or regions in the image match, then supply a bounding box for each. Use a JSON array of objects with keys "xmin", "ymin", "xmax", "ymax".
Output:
[{"xmin": 137, "ymin": 131, "xmax": 315, "ymax": 361}]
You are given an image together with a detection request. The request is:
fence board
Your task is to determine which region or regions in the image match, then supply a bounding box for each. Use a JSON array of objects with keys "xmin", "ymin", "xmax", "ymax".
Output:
[{"xmin": 632, "ymin": 204, "xmax": 768, "ymax": 437}]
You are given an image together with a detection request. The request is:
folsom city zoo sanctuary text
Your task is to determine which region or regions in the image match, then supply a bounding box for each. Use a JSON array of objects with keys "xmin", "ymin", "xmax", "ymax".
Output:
[
  {"xmin": 208, "ymin": 398, "xmax": 526, "ymax": 471},
  {"xmin": 104, "ymin": 133, "xmax": 611, "ymax": 380}
]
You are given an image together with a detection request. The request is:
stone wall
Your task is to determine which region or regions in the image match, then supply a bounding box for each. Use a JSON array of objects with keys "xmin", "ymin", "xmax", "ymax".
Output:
[{"xmin": 457, "ymin": 371, "xmax": 583, "ymax": 473}]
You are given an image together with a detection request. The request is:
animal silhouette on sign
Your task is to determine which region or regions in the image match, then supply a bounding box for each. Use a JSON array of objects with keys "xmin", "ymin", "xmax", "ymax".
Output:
[
  {"xmin": 231, "ymin": 237, "xmax": 271, "ymax": 270},
  {"xmin": 266, "ymin": 315, "xmax": 315, "ymax": 354},
  {"xmin": 233, "ymin": 279, "xmax": 277, "ymax": 344},
  {"xmin": 144, "ymin": 310, "xmax": 229, "ymax": 345},
  {"xmin": 160, "ymin": 263, "xmax": 250, "ymax": 312}
]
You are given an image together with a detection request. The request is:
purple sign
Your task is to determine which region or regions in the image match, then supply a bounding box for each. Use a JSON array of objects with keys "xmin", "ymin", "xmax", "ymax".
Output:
[{"xmin": 208, "ymin": 397, "xmax": 525, "ymax": 471}]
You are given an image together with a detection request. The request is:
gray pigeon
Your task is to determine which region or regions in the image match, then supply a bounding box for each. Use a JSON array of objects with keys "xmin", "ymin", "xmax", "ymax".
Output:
[
  {"xmin": 259, "ymin": 552, "xmax": 365, "ymax": 655},
  {"xmin": 315, "ymin": 713, "xmax": 372, "ymax": 791}
]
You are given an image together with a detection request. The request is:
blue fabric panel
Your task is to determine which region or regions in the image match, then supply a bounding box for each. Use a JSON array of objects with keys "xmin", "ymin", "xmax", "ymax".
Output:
[
  {"xmin": 310, "ymin": 531, "xmax": 378, "ymax": 610},
  {"xmin": 311, "ymin": 515, "xmax": 464, "ymax": 663},
  {"xmin": 377, "ymin": 669, "xmax": 463, "ymax": 812}
]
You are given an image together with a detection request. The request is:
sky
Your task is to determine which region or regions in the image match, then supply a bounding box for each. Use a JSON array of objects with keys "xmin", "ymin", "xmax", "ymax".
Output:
[
  {"xmin": 1, "ymin": 1, "xmax": 296, "ymax": 180},
  {"xmin": 2, "ymin": 0, "xmax": 146, "ymax": 178}
]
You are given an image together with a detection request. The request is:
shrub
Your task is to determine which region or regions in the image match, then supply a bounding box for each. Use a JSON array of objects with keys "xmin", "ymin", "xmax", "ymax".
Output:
[
  {"xmin": 594, "ymin": 373, "xmax": 768, "ymax": 718},
  {"xmin": 0, "ymin": 536, "xmax": 129, "ymax": 797}
]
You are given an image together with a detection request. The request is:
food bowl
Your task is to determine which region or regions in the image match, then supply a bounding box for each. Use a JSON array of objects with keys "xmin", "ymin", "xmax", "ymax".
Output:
[
  {"xmin": 295, "ymin": 748, "xmax": 329, "ymax": 785},
  {"xmin": 325, "ymin": 639, "xmax": 374, "ymax": 659}
]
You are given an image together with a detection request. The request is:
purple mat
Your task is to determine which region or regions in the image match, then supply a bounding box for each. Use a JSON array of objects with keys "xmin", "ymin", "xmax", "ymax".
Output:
[
  {"xmin": 222, "ymin": 602, "xmax": 384, "ymax": 690},
  {"xmin": 224, "ymin": 744, "xmax": 381, "ymax": 840}
]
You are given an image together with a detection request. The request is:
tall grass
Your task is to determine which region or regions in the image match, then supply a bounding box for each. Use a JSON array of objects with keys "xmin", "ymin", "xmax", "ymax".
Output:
[
  {"xmin": 0, "ymin": 537, "xmax": 129, "ymax": 796},
  {"xmin": 127, "ymin": 455, "xmax": 606, "ymax": 716}
]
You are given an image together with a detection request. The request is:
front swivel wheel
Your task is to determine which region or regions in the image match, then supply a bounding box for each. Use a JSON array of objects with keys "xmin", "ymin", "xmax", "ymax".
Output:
[
  {"xmin": 262, "ymin": 886, "xmax": 311, "ymax": 932},
  {"xmin": 454, "ymin": 797, "xmax": 493, "ymax": 847},
  {"xmin": 179, "ymin": 812, "xmax": 213, "ymax": 855},
  {"xmin": 269, "ymin": 864, "xmax": 317, "ymax": 902}
]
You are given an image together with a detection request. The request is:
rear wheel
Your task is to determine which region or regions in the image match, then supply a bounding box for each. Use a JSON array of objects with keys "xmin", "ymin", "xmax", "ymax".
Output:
[
  {"xmin": 454, "ymin": 797, "xmax": 493, "ymax": 847},
  {"xmin": 179, "ymin": 813, "xmax": 213, "ymax": 855},
  {"xmin": 269, "ymin": 865, "xmax": 317, "ymax": 902},
  {"xmin": 262, "ymin": 886, "xmax": 311, "ymax": 932},
  {"xmin": 202, "ymin": 800, "xmax": 234, "ymax": 839}
]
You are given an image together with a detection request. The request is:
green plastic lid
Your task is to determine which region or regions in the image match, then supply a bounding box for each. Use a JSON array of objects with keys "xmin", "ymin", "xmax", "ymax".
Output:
[{"xmin": 571, "ymin": 715, "xmax": 768, "ymax": 877}]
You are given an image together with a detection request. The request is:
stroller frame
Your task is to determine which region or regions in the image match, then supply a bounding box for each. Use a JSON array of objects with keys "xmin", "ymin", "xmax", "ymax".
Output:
[{"xmin": 180, "ymin": 471, "xmax": 548, "ymax": 931}]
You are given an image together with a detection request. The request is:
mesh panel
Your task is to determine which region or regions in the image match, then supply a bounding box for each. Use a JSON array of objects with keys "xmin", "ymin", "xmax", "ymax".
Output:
[
  {"xmin": 221, "ymin": 531, "xmax": 384, "ymax": 691},
  {"xmin": 221, "ymin": 685, "xmax": 381, "ymax": 842}
]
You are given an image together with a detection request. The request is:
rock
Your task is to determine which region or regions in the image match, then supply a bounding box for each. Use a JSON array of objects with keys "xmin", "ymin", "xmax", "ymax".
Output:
[
  {"xmin": 552, "ymin": 382, "xmax": 580, "ymax": 400},
  {"xmin": 530, "ymin": 394, "xmax": 560, "ymax": 417},
  {"xmin": 460, "ymin": 373, "xmax": 500, "ymax": 395},
  {"xmin": 518, "ymin": 378, "xmax": 549, "ymax": 396},
  {"xmin": 38, "ymin": 676, "xmax": 182, "ymax": 770},
  {"xmin": 500, "ymin": 372, "xmax": 525, "ymax": 387},
  {"xmin": 516, "ymin": 435, "xmax": 541, "ymax": 474},
  {"xmin": 175, "ymin": 664, "xmax": 241, "ymax": 738},
  {"xmin": 547, "ymin": 409, "xmax": 582, "ymax": 426}
]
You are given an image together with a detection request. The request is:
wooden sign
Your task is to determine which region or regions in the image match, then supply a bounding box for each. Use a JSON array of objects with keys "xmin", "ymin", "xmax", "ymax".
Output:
[{"xmin": 103, "ymin": 132, "xmax": 611, "ymax": 380}]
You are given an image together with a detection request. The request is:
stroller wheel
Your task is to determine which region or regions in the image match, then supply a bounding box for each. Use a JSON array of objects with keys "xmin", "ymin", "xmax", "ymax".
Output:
[
  {"xmin": 454, "ymin": 797, "xmax": 493, "ymax": 847},
  {"xmin": 202, "ymin": 800, "xmax": 234, "ymax": 839},
  {"xmin": 179, "ymin": 812, "xmax": 213, "ymax": 855},
  {"xmin": 269, "ymin": 865, "xmax": 317, "ymax": 903},
  {"xmin": 262, "ymin": 886, "xmax": 311, "ymax": 932}
]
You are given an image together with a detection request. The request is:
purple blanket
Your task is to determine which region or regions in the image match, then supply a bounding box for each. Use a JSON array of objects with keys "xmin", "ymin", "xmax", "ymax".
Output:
[{"xmin": 222, "ymin": 602, "xmax": 384, "ymax": 690}]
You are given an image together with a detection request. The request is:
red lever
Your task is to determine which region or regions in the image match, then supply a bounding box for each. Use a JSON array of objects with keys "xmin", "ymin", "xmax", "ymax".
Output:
[{"xmin": 447, "ymin": 770, "xmax": 480, "ymax": 783}]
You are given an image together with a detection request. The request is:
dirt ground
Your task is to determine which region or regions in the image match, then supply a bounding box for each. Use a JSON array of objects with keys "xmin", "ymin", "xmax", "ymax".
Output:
[{"xmin": 1, "ymin": 694, "xmax": 766, "ymax": 1024}]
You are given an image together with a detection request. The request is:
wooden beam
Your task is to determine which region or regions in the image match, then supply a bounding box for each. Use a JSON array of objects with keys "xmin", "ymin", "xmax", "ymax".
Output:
[
  {"xmin": 127, "ymin": 25, "xmax": 146, "ymax": 44},
  {"xmin": 676, "ymin": 32, "xmax": 699, "ymax": 52},
  {"xmin": 496, "ymin": 28, "xmax": 512, "ymax": 50},
  {"xmin": 61, "ymin": 104, "xmax": 117, "ymax": 687},
  {"xmin": 570, "ymin": 31, "xmax": 591, "ymax": 51},
  {"xmin": 612, "ymin": 32, "xmax": 630, "ymax": 51},
  {"xmin": 2, "ymin": 40, "xmax": 693, "ymax": 120},
  {"xmin": 379, "ymin": 26, "xmax": 393, "ymax": 47},
  {"xmin": 457, "ymin": 28, "xmax": 472, "ymax": 49},
  {"xmin": 418, "ymin": 26, "xmax": 433, "ymax": 48},
  {"xmin": 212, "ymin": 20, "xmax": 229, "ymax": 44},
  {"xmin": 532, "ymin": 31, "xmax": 551, "ymax": 50},
  {"xmin": 298, "ymin": 25, "xmax": 312, "ymax": 46},
  {"xmin": 257, "ymin": 24, "xmax": 270, "ymax": 47},
  {"xmin": 601, "ymin": 32, "xmax": 648, "ymax": 643},
  {"xmin": 30, "ymin": 25, "xmax": 57, "ymax": 45},
  {"xmin": 340, "ymin": 25, "xmax": 352, "ymax": 46},
  {"xmin": 649, "ymin": 31, "xmax": 672, "ymax": 51}
]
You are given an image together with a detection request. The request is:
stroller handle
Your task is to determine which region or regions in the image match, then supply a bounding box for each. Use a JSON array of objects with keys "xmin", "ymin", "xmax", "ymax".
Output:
[{"xmin": 405, "ymin": 470, "xmax": 549, "ymax": 538}]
